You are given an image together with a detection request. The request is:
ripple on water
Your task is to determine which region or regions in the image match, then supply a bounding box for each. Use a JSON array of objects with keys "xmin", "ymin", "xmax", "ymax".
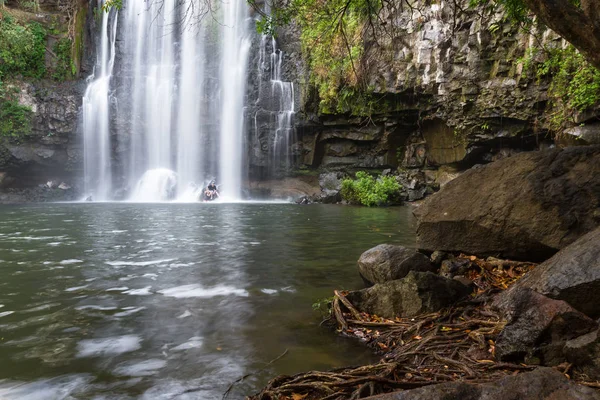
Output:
[
  {"xmin": 114, "ymin": 359, "xmax": 167, "ymax": 377},
  {"xmin": 76, "ymin": 335, "xmax": 142, "ymax": 358},
  {"xmin": 170, "ymin": 337, "xmax": 203, "ymax": 352},
  {"xmin": 106, "ymin": 259, "xmax": 175, "ymax": 267},
  {"xmin": 158, "ymin": 285, "xmax": 248, "ymax": 298},
  {"xmin": 0, "ymin": 374, "xmax": 93, "ymax": 400},
  {"xmin": 123, "ymin": 287, "xmax": 153, "ymax": 296},
  {"xmin": 59, "ymin": 259, "xmax": 83, "ymax": 265}
]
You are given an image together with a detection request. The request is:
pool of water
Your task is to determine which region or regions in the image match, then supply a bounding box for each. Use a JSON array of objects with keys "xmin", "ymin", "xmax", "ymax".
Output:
[{"xmin": 0, "ymin": 203, "xmax": 416, "ymax": 399}]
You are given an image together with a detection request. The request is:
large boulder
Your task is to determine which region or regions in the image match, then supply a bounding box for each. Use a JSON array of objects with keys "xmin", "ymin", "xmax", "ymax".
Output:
[
  {"xmin": 493, "ymin": 287, "xmax": 597, "ymax": 364},
  {"xmin": 414, "ymin": 146, "xmax": 600, "ymax": 261},
  {"xmin": 565, "ymin": 329, "xmax": 600, "ymax": 380},
  {"xmin": 346, "ymin": 271, "xmax": 472, "ymax": 319},
  {"xmin": 318, "ymin": 172, "xmax": 344, "ymax": 203},
  {"xmin": 357, "ymin": 244, "xmax": 435, "ymax": 285},
  {"xmin": 363, "ymin": 368, "xmax": 600, "ymax": 400},
  {"xmin": 507, "ymin": 227, "xmax": 600, "ymax": 318}
]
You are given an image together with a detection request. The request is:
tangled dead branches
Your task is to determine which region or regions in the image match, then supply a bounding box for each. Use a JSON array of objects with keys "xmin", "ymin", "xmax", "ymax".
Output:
[{"xmin": 249, "ymin": 256, "xmax": 540, "ymax": 400}]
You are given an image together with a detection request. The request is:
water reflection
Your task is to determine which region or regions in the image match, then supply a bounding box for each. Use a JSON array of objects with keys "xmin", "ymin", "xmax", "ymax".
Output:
[{"xmin": 0, "ymin": 203, "xmax": 415, "ymax": 398}]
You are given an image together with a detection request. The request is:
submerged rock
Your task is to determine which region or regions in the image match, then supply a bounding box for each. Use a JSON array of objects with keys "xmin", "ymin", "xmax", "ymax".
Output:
[
  {"xmin": 507, "ymin": 227, "xmax": 600, "ymax": 318},
  {"xmin": 493, "ymin": 287, "xmax": 597, "ymax": 364},
  {"xmin": 346, "ymin": 271, "xmax": 472, "ymax": 319},
  {"xmin": 415, "ymin": 146, "xmax": 600, "ymax": 261},
  {"xmin": 357, "ymin": 244, "xmax": 435, "ymax": 286},
  {"xmin": 363, "ymin": 368, "xmax": 600, "ymax": 400}
]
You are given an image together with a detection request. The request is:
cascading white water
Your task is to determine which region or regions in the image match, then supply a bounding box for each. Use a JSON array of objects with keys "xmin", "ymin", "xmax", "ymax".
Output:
[
  {"xmin": 82, "ymin": 0, "xmax": 118, "ymax": 201},
  {"xmin": 254, "ymin": 35, "xmax": 296, "ymax": 176},
  {"xmin": 269, "ymin": 37, "xmax": 295, "ymax": 170},
  {"xmin": 83, "ymin": 0, "xmax": 252, "ymax": 201},
  {"xmin": 130, "ymin": 168, "xmax": 178, "ymax": 202},
  {"xmin": 220, "ymin": 1, "xmax": 252, "ymax": 200}
]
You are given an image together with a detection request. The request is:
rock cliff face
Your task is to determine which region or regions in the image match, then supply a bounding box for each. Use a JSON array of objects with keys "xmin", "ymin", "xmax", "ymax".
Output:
[
  {"xmin": 0, "ymin": 81, "xmax": 83, "ymax": 185},
  {"xmin": 0, "ymin": 0, "xmax": 95, "ymax": 200},
  {"xmin": 270, "ymin": 0, "xmax": 591, "ymax": 175}
]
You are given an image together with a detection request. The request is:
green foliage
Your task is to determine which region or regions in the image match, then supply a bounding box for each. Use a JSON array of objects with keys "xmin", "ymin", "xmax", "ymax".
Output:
[
  {"xmin": 52, "ymin": 38, "xmax": 73, "ymax": 80},
  {"xmin": 0, "ymin": 13, "xmax": 47, "ymax": 79},
  {"xmin": 535, "ymin": 45, "xmax": 600, "ymax": 131},
  {"xmin": 312, "ymin": 296, "xmax": 333, "ymax": 317},
  {"xmin": 252, "ymin": 0, "xmax": 381, "ymax": 115},
  {"xmin": 0, "ymin": 82, "xmax": 32, "ymax": 138},
  {"xmin": 340, "ymin": 171, "xmax": 401, "ymax": 207},
  {"xmin": 102, "ymin": 0, "xmax": 122, "ymax": 12}
]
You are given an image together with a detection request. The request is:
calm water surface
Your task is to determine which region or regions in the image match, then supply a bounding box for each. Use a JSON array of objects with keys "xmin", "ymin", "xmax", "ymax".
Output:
[{"xmin": 0, "ymin": 203, "xmax": 415, "ymax": 399}]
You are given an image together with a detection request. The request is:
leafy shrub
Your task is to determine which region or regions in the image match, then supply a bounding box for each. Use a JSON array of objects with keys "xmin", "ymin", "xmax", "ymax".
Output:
[
  {"xmin": 0, "ymin": 13, "xmax": 47, "ymax": 79},
  {"xmin": 0, "ymin": 82, "xmax": 32, "ymax": 138},
  {"xmin": 52, "ymin": 38, "xmax": 73, "ymax": 80},
  {"xmin": 340, "ymin": 171, "xmax": 401, "ymax": 207},
  {"xmin": 535, "ymin": 45, "xmax": 600, "ymax": 132}
]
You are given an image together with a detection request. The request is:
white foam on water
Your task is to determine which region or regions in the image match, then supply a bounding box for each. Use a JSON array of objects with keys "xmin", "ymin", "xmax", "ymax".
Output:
[
  {"xmin": 114, "ymin": 306, "xmax": 146, "ymax": 317},
  {"xmin": 0, "ymin": 304, "xmax": 3, "ymax": 308},
  {"xmin": 47, "ymin": 242, "xmax": 62, "ymax": 246},
  {"xmin": 106, "ymin": 286, "xmax": 129, "ymax": 292},
  {"xmin": 76, "ymin": 334, "xmax": 142, "ymax": 358},
  {"xmin": 142, "ymin": 273, "xmax": 158, "ymax": 280},
  {"xmin": 176, "ymin": 310, "xmax": 192, "ymax": 319},
  {"xmin": 114, "ymin": 359, "xmax": 167, "ymax": 377},
  {"xmin": 106, "ymin": 258, "xmax": 175, "ymax": 267},
  {"xmin": 110, "ymin": 230, "xmax": 128, "ymax": 233},
  {"xmin": 159, "ymin": 284, "xmax": 248, "ymax": 298},
  {"xmin": 0, "ymin": 311, "xmax": 14, "ymax": 318},
  {"xmin": 60, "ymin": 259, "xmax": 83, "ymax": 265},
  {"xmin": 170, "ymin": 336, "xmax": 203, "ymax": 352},
  {"xmin": 0, "ymin": 374, "xmax": 92, "ymax": 400},
  {"xmin": 123, "ymin": 286, "xmax": 153, "ymax": 296},
  {"xmin": 260, "ymin": 289, "xmax": 278, "ymax": 295},
  {"xmin": 65, "ymin": 285, "xmax": 89, "ymax": 292},
  {"xmin": 75, "ymin": 305, "xmax": 118, "ymax": 311}
]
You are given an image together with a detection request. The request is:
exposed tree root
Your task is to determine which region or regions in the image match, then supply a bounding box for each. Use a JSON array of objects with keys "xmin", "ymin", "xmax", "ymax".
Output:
[{"xmin": 248, "ymin": 255, "xmax": 597, "ymax": 400}]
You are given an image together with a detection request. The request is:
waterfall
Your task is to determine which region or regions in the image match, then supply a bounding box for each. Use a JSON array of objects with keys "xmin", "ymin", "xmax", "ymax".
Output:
[
  {"xmin": 82, "ymin": 0, "xmax": 252, "ymax": 201},
  {"xmin": 269, "ymin": 37, "xmax": 295, "ymax": 173},
  {"xmin": 82, "ymin": 0, "xmax": 118, "ymax": 201},
  {"xmin": 253, "ymin": 36, "xmax": 296, "ymax": 178}
]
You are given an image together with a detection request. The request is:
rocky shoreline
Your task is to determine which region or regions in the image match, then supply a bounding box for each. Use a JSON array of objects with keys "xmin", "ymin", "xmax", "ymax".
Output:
[{"xmin": 249, "ymin": 145, "xmax": 600, "ymax": 399}]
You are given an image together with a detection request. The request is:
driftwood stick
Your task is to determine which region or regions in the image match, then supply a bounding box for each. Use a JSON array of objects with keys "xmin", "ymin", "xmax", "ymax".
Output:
[{"xmin": 334, "ymin": 290, "xmax": 363, "ymax": 321}]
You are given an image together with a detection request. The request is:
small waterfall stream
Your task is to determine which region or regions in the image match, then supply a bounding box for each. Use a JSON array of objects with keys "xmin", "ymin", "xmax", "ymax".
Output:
[
  {"xmin": 82, "ymin": 0, "xmax": 252, "ymax": 201},
  {"xmin": 82, "ymin": 0, "xmax": 118, "ymax": 201}
]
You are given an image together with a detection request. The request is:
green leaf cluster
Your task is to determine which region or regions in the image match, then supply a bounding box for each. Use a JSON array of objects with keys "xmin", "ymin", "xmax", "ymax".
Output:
[
  {"xmin": 535, "ymin": 45, "xmax": 600, "ymax": 131},
  {"xmin": 340, "ymin": 171, "xmax": 401, "ymax": 207},
  {"xmin": 52, "ymin": 37, "xmax": 73, "ymax": 81},
  {"xmin": 0, "ymin": 82, "xmax": 32, "ymax": 138},
  {"xmin": 253, "ymin": 0, "xmax": 380, "ymax": 115},
  {"xmin": 0, "ymin": 13, "xmax": 46, "ymax": 79}
]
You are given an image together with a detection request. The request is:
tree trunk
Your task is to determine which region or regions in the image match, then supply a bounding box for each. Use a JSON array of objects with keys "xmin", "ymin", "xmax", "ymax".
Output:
[{"xmin": 522, "ymin": 0, "xmax": 600, "ymax": 69}]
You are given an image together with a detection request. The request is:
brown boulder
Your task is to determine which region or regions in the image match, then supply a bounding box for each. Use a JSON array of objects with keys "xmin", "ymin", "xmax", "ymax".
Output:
[
  {"xmin": 363, "ymin": 368, "xmax": 600, "ymax": 400},
  {"xmin": 508, "ymin": 226, "xmax": 600, "ymax": 318},
  {"xmin": 346, "ymin": 271, "xmax": 472, "ymax": 319},
  {"xmin": 357, "ymin": 244, "xmax": 435, "ymax": 285},
  {"xmin": 414, "ymin": 146, "xmax": 600, "ymax": 261},
  {"xmin": 493, "ymin": 287, "xmax": 597, "ymax": 364}
]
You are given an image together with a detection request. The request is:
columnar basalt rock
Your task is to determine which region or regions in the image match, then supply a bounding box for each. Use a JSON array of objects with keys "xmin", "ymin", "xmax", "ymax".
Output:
[{"xmin": 274, "ymin": 0, "xmax": 572, "ymax": 174}]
